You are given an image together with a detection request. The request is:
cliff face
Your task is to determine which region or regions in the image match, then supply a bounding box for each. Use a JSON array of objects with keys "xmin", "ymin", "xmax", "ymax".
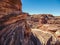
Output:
[
  {"xmin": 0, "ymin": 0, "xmax": 22, "ymax": 18},
  {"xmin": 0, "ymin": 0, "xmax": 41, "ymax": 45},
  {"xmin": 0, "ymin": 0, "xmax": 22, "ymax": 29},
  {"xmin": 0, "ymin": 0, "xmax": 29, "ymax": 45}
]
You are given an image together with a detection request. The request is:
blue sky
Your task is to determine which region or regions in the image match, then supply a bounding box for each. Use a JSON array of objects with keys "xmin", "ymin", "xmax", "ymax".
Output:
[{"xmin": 22, "ymin": 0, "xmax": 60, "ymax": 16}]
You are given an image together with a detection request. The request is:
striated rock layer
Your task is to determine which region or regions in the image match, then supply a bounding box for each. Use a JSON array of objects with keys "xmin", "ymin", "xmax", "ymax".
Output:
[
  {"xmin": 0, "ymin": 0, "xmax": 41, "ymax": 45},
  {"xmin": 0, "ymin": 0, "xmax": 22, "ymax": 18},
  {"xmin": 0, "ymin": 0, "xmax": 60, "ymax": 45},
  {"xmin": 27, "ymin": 14, "xmax": 60, "ymax": 45},
  {"xmin": 0, "ymin": 0, "xmax": 22, "ymax": 30}
]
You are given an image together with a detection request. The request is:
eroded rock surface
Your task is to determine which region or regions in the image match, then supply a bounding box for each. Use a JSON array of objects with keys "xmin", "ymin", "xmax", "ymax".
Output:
[
  {"xmin": 0, "ymin": 0, "xmax": 60, "ymax": 45},
  {"xmin": 0, "ymin": 0, "xmax": 22, "ymax": 18},
  {"xmin": 0, "ymin": 0, "xmax": 41, "ymax": 45},
  {"xmin": 27, "ymin": 14, "xmax": 60, "ymax": 45}
]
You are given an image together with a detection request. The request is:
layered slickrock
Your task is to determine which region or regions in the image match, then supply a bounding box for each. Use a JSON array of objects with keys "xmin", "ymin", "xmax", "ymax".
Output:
[
  {"xmin": 31, "ymin": 29, "xmax": 57, "ymax": 45},
  {"xmin": 27, "ymin": 14, "xmax": 60, "ymax": 45},
  {"xmin": 0, "ymin": 0, "xmax": 60, "ymax": 45},
  {"xmin": 0, "ymin": 0, "xmax": 41, "ymax": 45},
  {"xmin": 0, "ymin": 0, "xmax": 22, "ymax": 18}
]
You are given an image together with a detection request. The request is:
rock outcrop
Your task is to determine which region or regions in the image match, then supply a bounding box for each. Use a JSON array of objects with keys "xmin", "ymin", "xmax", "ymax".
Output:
[
  {"xmin": 0, "ymin": 0, "xmax": 22, "ymax": 30},
  {"xmin": 27, "ymin": 14, "xmax": 60, "ymax": 45},
  {"xmin": 0, "ymin": 0, "xmax": 22, "ymax": 18},
  {"xmin": 0, "ymin": 0, "xmax": 60, "ymax": 45},
  {"xmin": 0, "ymin": 0, "xmax": 41, "ymax": 45}
]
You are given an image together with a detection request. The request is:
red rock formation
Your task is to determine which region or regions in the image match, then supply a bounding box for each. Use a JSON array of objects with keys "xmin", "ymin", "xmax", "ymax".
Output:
[
  {"xmin": 0, "ymin": 0, "xmax": 60, "ymax": 45},
  {"xmin": 0, "ymin": 0, "xmax": 41, "ymax": 45},
  {"xmin": 0, "ymin": 0, "xmax": 30, "ymax": 45},
  {"xmin": 0, "ymin": 0, "xmax": 22, "ymax": 29},
  {"xmin": 0, "ymin": 0, "xmax": 22, "ymax": 18}
]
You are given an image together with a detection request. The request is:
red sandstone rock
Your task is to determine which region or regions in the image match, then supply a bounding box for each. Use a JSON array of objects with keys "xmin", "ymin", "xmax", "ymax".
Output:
[
  {"xmin": 0, "ymin": 0, "xmax": 22, "ymax": 18},
  {"xmin": 0, "ymin": 0, "xmax": 41, "ymax": 45},
  {"xmin": 0, "ymin": 0, "xmax": 60, "ymax": 45}
]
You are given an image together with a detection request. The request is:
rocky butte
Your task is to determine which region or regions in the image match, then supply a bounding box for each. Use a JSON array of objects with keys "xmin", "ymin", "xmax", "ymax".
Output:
[{"xmin": 0, "ymin": 0, "xmax": 60, "ymax": 45}]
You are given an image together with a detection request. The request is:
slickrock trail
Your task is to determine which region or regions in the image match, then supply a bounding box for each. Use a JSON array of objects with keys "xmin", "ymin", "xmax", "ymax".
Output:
[{"xmin": 31, "ymin": 29, "xmax": 57, "ymax": 45}]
